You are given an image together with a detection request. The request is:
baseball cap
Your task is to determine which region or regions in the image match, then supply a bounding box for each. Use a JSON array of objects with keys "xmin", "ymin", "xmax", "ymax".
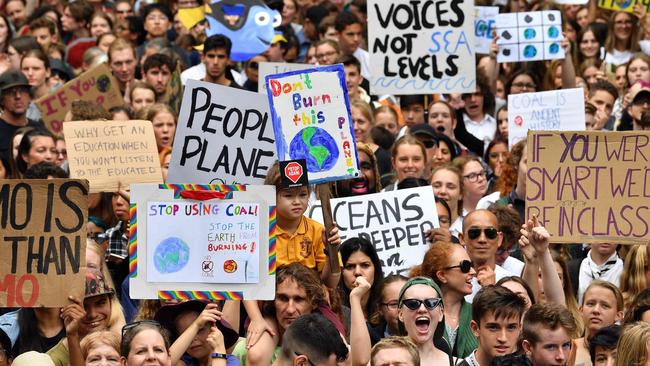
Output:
[
  {"xmin": 0, "ymin": 69, "xmax": 30, "ymax": 92},
  {"xmin": 85, "ymin": 268, "xmax": 115, "ymax": 299},
  {"xmin": 630, "ymin": 81, "xmax": 650, "ymax": 104},
  {"xmin": 410, "ymin": 123, "xmax": 439, "ymax": 141}
]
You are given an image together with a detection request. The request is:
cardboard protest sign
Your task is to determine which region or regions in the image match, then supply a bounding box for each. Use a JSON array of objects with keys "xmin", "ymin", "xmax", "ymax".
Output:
[
  {"xmin": 508, "ymin": 88, "xmax": 585, "ymax": 148},
  {"xmin": 475, "ymin": 7, "xmax": 499, "ymax": 54},
  {"xmin": 64, "ymin": 120, "xmax": 163, "ymax": 193},
  {"xmin": 266, "ymin": 65, "xmax": 360, "ymax": 184},
  {"xmin": 258, "ymin": 62, "xmax": 313, "ymax": 94},
  {"xmin": 367, "ymin": 0, "xmax": 476, "ymax": 95},
  {"xmin": 496, "ymin": 11, "xmax": 564, "ymax": 62},
  {"xmin": 598, "ymin": 0, "xmax": 650, "ymax": 14},
  {"xmin": 129, "ymin": 184, "xmax": 276, "ymax": 300},
  {"xmin": 167, "ymin": 80, "xmax": 276, "ymax": 185},
  {"xmin": 307, "ymin": 187, "xmax": 439, "ymax": 275},
  {"xmin": 527, "ymin": 131, "xmax": 650, "ymax": 244},
  {"xmin": 0, "ymin": 179, "xmax": 88, "ymax": 307},
  {"xmin": 36, "ymin": 64, "xmax": 122, "ymax": 134}
]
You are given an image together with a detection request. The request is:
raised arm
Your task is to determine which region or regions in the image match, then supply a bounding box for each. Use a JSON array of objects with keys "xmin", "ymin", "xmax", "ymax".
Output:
[{"xmin": 349, "ymin": 277, "xmax": 372, "ymax": 366}]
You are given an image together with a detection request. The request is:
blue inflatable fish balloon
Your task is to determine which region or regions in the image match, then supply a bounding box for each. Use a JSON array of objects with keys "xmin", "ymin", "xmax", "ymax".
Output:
[{"xmin": 205, "ymin": 0, "xmax": 281, "ymax": 61}]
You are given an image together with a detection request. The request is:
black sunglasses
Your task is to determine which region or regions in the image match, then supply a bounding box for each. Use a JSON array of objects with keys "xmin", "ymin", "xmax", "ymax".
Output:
[
  {"xmin": 121, "ymin": 320, "xmax": 162, "ymax": 340},
  {"xmin": 467, "ymin": 227, "xmax": 499, "ymax": 240},
  {"xmin": 402, "ymin": 298, "xmax": 442, "ymax": 311},
  {"xmin": 422, "ymin": 139, "xmax": 437, "ymax": 149},
  {"xmin": 444, "ymin": 260, "xmax": 474, "ymax": 273},
  {"xmin": 248, "ymin": 61, "xmax": 259, "ymax": 70}
]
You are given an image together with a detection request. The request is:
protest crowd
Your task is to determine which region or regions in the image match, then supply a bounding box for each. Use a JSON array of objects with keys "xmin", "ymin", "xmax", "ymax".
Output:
[{"xmin": 2, "ymin": 0, "xmax": 650, "ymax": 365}]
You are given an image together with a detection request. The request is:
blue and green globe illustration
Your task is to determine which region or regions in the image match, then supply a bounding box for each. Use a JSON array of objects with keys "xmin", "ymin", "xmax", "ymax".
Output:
[
  {"xmin": 154, "ymin": 237, "xmax": 190, "ymax": 274},
  {"xmin": 289, "ymin": 127, "xmax": 338, "ymax": 172}
]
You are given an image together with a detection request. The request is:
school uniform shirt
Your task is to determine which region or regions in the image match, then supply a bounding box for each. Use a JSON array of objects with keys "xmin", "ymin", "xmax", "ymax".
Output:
[
  {"xmin": 276, "ymin": 215, "xmax": 327, "ymax": 272},
  {"xmin": 465, "ymin": 264, "xmax": 514, "ymax": 303},
  {"xmin": 462, "ymin": 113, "xmax": 496, "ymax": 148},
  {"xmin": 577, "ymin": 250, "xmax": 624, "ymax": 304}
]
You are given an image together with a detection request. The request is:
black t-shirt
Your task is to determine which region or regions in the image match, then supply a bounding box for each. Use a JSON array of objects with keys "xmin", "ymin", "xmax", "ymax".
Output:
[
  {"xmin": 11, "ymin": 324, "xmax": 65, "ymax": 357},
  {"xmin": 0, "ymin": 118, "xmax": 45, "ymax": 175}
]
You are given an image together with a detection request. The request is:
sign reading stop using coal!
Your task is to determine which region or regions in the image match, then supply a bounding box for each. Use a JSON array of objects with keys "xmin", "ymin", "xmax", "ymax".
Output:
[{"xmin": 280, "ymin": 159, "xmax": 308, "ymax": 188}]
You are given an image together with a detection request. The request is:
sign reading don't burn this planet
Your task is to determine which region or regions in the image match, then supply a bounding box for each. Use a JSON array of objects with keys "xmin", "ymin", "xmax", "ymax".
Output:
[{"xmin": 266, "ymin": 65, "xmax": 360, "ymax": 184}]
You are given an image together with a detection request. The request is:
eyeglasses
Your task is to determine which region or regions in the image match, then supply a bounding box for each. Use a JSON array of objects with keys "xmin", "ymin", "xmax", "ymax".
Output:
[
  {"xmin": 316, "ymin": 51, "xmax": 337, "ymax": 59},
  {"xmin": 466, "ymin": 227, "xmax": 499, "ymax": 240},
  {"xmin": 381, "ymin": 301, "xmax": 399, "ymax": 310},
  {"xmin": 443, "ymin": 260, "xmax": 474, "ymax": 273},
  {"xmin": 463, "ymin": 170, "xmax": 486, "ymax": 182},
  {"xmin": 401, "ymin": 298, "xmax": 442, "ymax": 311},
  {"xmin": 89, "ymin": 232, "xmax": 108, "ymax": 243},
  {"xmin": 248, "ymin": 61, "xmax": 259, "ymax": 70},
  {"xmin": 512, "ymin": 82, "xmax": 536, "ymax": 90},
  {"xmin": 121, "ymin": 320, "xmax": 162, "ymax": 340}
]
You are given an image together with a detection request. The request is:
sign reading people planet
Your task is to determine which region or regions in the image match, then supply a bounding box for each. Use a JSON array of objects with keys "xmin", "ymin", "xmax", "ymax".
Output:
[
  {"xmin": 146, "ymin": 200, "xmax": 261, "ymax": 284},
  {"xmin": 265, "ymin": 64, "xmax": 360, "ymax": 184}
]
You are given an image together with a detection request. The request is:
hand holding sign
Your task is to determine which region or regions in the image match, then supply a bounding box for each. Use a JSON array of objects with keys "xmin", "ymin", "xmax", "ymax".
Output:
[{"xmin": 323, "ymin": 222, "xmax": 341, "ymax": 253}]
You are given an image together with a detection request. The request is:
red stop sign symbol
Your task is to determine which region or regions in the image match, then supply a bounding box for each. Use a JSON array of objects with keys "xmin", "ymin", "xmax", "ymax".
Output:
[{"xmin": 285, "ymin": 162, "xmax": 303, "ymax": 184}]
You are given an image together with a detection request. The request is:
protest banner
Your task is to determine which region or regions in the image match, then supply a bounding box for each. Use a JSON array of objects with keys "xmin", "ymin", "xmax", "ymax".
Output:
[
  {"xmin": 307, "ymin": 187, "xmax": 439, "ymax": 275},
  {"xmin": 167, "ymin": 80, "xmax": 276, "ymax": 185},
  {"xmin": 0, "ymin": 179, "xmax": 88, "ymax": 307},
  {"xmin": 508, "ymin": 88, "xmax": 585, "ymax": 148},
  {"xmin": 129, "ymin": 184, "xmax": 276, "ymax": 300},
  {"xmin": 527, "ymin": 131, "xmax": 650, "ymax": 244},
  {"xmin": 367, "ymin": 0, "xmax": 476, "ymax": 95},
  {"xmin": 496, "ymin": 11, "xmax": 564, "ymax": 62},
  {"xmin": 475, "ymin": 7, "xmax": 499, "ymax": 54},
  {"xmin": 598, "ymin": 0, "xmax": 650, "ymax": 14},
  {"xmin": 258, "ymin": 62, "xmax": 312, "ymax": 94},
  {"xmin": 36, "ymin": 64, "xmax": 122, "ymax": 134},
  {"xmin": 266, "ymin": 65, "xmax": 360, "ymax": 184},
  {"xmin": 64, "ymin": 120, "xmax": 163, "ymax": 193}
]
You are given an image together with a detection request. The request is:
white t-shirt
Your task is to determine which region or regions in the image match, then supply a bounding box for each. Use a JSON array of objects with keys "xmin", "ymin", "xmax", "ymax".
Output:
[
  {"xmin": 353, "ymin": 47, "xmax": 371, "ymax": 80},
  {"xmin": 465, "ymin": 264, "xmax": 514, "ymax": 303}
]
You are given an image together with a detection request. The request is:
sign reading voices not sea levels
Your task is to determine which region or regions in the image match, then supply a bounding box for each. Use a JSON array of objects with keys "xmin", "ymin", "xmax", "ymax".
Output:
[
  {"xmin": 266, "ymin": 65, "xmax": 359, "ymax": 184},
  {"xmin": 367, "ymin": 0, "xmax": 476, "ymax": 95}
]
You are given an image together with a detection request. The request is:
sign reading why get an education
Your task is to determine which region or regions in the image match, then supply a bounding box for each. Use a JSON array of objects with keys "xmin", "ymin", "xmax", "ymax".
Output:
[
  {"xmin": 367, "ymin": 0, "xmax": 476, "ymax": 95},
  {"xmin": 146, "ymin": 201, "xmax": 261, "ymax": 284},
  {"xmin": 308, "ymin": 187, "xmax": 439, "ymax": 275},
  {"xmin": 266, "ymin": 65, "xmax": 360, "ymax": 184},
  {"xmin": 36, "ymin": 64, "xmax": 122, "ymax": 134},
  {"xmin": 64, "ymin": 120, "xmax": 163, "ymax": 193},
  {"xmin": 508, "ymin": 88, "xmax": 585, "ymax": 148},
  {"xmin": 0, "ymin": 179, "xmax": 88, "ymax": 307},
  {"xmin": 527, "ymin": 131, "xmax": 650, "ymax": 244},
  {"xmin": 167, "ymin": 80, "xmax": 276, "ymax": 185}
]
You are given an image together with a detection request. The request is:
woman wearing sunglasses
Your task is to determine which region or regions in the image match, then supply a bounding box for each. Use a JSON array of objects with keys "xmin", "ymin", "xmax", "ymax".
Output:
[
  {"xmin": 397, "ymin": 277, "xmax": 453, "ymax": 366},
  {"xmin": 411, "ymin": 242, "xmax": 477, "ymax": 359},
  {"xmin": 120, "ymin": 321, "xmax": 173, "ymax": 366}
]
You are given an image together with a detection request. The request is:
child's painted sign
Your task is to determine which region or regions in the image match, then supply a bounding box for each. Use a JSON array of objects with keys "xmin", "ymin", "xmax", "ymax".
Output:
[
  {"xmin": 266, "ymin": 65, "xmax": 360, "ymax": 184},
  {"xmin": 146, "ymin": 201, "xmax": 260, "ymax": 283},
  {"xmin": 496, "ymin": 11, "xmax": 564, "ymax": 62}
]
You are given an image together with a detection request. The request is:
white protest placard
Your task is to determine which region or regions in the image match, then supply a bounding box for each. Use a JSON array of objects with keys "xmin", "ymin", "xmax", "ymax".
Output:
[
  {"xmin": 475, "ymin": 7, "xmax": 499, "ymax": 54},
  {"xmin": 146, "ymin": 201, "xmax": 260, "ymax": 283},
  {"xmin": 508, "ymin": 88, "xmax": 585, "ymax": 147},
  {"xmin": 63, "ymin": 120, "xmax": 163, "ymax": 192},
  {"xmin": 307, "ymin": 187, "xmax": 438, "ymax": 275},
  {"xmin": 367, "ymin": 0, "xmax": 476, "ymax": 95},
  {"xmin": 266, "ymin": 65, "xmax": 360, "ymax": 184},
  {"xmin": 167, "ymin": 81, "xmax": 276, "ymax": 185},
  {"xmin": 258, "ymin": 62, "xmax": 312, "ymax": 94},
  {"xmin": 130, "ymin": 184, "xmax": 276, "ymax": 300},
  {"xmin": 496, "ymin": 11, "xmax": 564, "ymax": 62}
]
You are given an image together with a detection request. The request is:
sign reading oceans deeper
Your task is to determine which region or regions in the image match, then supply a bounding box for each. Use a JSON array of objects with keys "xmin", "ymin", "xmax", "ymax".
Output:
[
  {"xmin": 475, "ymin": 7, "xmax": 498, "ymax": 54},
  {"xmin": 0, "ymin": 179, "xmax": 88, "ymax": 307},
  {"xmin": 36, "ymin": 64, "xmax": 122, "ymax": 133},
  {"xmin": 598, "ymin": 0, "xmax": 650, "ymax": 14},
  {"xmin": 146, "ymin": 201, "xmax": 260, "ymax": 283},
  {"xmin": 496, "ymin": 11, "xmax": 564, "ymax": 62},
  {"xmin": 64, "ymin": 120, "xmax": 163, "ymax": 193},
  {"xmin": 527, "ymin": 131, "xmax": 650, "ymax": 244},
  {"xmin": 508, "ymin": 88, "xmax": 585, "ymax": 148},
  {"xmin": 307, "ymin": 187, "xmax": 439, "ymax": 275},
  {"xmin": 367, "ymin": 0, "xmax": 476, "ymax": 95},
  {"xmin": 266, "ymin": 65, "xmax": 360, "ymax": 184},
  {"xmin": 167, "ymin": 80, "xmax": 276, "ymax": 185}
]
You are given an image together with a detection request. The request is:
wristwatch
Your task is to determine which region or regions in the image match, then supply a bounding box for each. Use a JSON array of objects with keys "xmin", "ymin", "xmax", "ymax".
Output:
[{"xmin": 211, "ymin": 353, "xmax": 228, "ymax": 359}]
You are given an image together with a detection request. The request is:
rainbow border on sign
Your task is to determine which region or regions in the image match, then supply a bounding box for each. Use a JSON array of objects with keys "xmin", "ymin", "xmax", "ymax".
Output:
[
  {"xmin": 268, "ymin": 206, "xmax": 277, "ymax": 275},
  {"xmin": 158, "ymin": 291, "xmax": 244, "ymax": 300},
  {"xmin": 128, "ymin": 203, "xmax": 137, "ymax": 277},
  {"xmin": 159, "ymin": 183, "xmax": 246, "ymax": 198}
]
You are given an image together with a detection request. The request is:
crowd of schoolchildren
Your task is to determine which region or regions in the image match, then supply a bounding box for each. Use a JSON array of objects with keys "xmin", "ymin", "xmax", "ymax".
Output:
[{"xmin": 1, "ymin": 0, "xmax": 650, "ymax": 365}]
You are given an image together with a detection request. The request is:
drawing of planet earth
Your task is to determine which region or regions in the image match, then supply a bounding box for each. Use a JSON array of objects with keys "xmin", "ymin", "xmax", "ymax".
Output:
[
  {"xmin": 289, "ymin": 126, "xmax": 338, "ymax": 172},
  {"xmin": 154, "ymin": 237, "xmax": 190, "ymax": 274}
]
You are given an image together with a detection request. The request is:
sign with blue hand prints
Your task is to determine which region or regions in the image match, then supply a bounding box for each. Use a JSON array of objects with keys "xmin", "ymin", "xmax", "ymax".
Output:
[
  {"xmin": 367, "ymin": 0, "xmax": 476, "ymax": 95},
  {"xmin": 496, "ymin": 11, "xmax": 564, "ymax": 63},
  {"xmin": 266, "ymin": 65, "xmax": 360, "ymax": 185}
]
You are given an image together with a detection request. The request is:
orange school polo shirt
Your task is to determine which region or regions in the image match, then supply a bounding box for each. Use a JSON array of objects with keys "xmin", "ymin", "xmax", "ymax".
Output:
[{"xmin": 276, "ymin": 215, "xmax": 327, "ymax": 272}]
